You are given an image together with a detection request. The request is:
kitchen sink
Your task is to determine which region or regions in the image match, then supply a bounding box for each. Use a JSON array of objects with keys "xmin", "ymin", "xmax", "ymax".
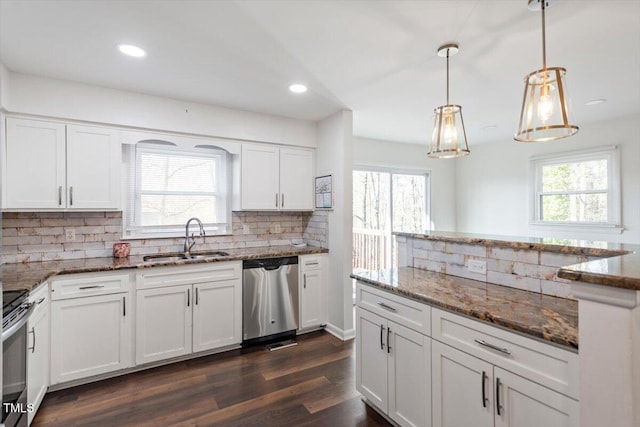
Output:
[{"xmin": 143, "ymin": 251, "xmax": 229, "ymax": 262}]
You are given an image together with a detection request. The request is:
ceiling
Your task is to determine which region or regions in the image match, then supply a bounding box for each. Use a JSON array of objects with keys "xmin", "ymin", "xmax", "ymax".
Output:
[{"xmin": 1, "ymin": 0, "xmax": 638, "ymax": 145}]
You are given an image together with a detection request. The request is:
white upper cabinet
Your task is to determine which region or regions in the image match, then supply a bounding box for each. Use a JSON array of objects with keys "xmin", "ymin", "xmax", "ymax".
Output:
[
  {"xmin": 241, "ymin": 143, "xmax": 314, "ymax": 211},
  {"xmin": 66, "ymin": 125, "xmax": 120, "ymax": 209},
  {"xmin": 3, "ymin": 117, "xmax": 121, "ymax": 210},
  {"xmin": 4, "ymin": 118, "xmax": 66, "ymax": 209},
  {"xmin": 279, "ymin": 148, "xmax": 314, "ymax": 210}
]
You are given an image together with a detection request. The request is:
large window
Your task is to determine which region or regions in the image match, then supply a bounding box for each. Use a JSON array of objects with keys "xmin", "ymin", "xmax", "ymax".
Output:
[
  {"xmin": 124, "ymin": 142, "xmax": 230, "ymax": 238},
  {"xmin": 531, "ymin": 147, "xmax": 620, "ymax": 229},
  {"xmin": 352, "ymin": 169, "xmax": 429, "ymax": 272}
]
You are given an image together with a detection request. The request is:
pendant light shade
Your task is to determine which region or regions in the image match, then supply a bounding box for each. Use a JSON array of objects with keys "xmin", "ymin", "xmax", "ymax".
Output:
[
  {"xmin": 428, "ymin": 43, "xmax": 470, "ymax": 159},
  {"xmin": 515, "ymin": 0, "xmax": 578, "ymax": 142}
]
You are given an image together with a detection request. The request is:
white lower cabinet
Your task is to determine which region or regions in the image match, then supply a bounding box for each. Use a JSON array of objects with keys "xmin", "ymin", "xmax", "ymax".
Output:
[
  {"xmin": 27, "ymin": 285, "xmax": 50, "ymax": 425},
  {"xmin": 136, "ymin": 285, "xmax": 192, "ymax": 365},
  {"xmin": 299, "ymin": 255, "xmax": 326, "ymax": 330},
  {"xmin": 135, "ymin": 262, "xmax": 242, "ymax": 365},
  {"xmin": 432, "ymin": 340, "xmax": 579, "ymax": 427},
  {"xmin": 51, "ymin": 292, "xmax": 131, "ymax": 384},
  {"xmin": 356, "ymin": 307, "xmax": 431, "ymax": 427}
]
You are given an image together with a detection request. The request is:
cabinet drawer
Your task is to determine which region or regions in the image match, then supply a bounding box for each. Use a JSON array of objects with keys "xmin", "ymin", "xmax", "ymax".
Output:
[
  {"xmin": 300, "ymin": 255, "xmax": 321, "ymax": 271},
  {"xmin": 432, "ymin": 307, "xmax": 579, "ymax": 399},
  {"xmin": 51, "ymin": 272, "xmax": 130, "ymax": 300},
  {"xmin": 356, "ymin": 282, "xmax": 430, "ymax": 336},
  {"xmin": 137, "ymin": 262, "xmax": 242, "ymax": 290}
]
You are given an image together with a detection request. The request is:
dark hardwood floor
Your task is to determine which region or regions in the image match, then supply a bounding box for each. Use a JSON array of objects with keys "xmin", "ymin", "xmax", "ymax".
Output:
[{"xmin": 34, "ymin": 331, "xmax": 390, "ymax": 426}]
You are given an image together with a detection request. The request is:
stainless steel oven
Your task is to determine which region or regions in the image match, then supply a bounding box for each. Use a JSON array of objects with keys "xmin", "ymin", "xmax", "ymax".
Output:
[{"xmin": 2, "ymin": 289, "xmax": 35, "ymax": 427}]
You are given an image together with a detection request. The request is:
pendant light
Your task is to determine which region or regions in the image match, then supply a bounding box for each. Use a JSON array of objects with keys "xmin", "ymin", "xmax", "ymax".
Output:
[
  {"xmin": 515, "ymin": 0, "xmax": 579, "ymax": 142},
  {"xmin": 428, "ymin": 43, "xmax": 470, "ymax": 159}
]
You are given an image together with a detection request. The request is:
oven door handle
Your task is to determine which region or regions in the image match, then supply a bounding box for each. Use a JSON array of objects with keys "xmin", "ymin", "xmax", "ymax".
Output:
[{"xmin": 2, "ymin": 302, "xmax": 36, "ymax": 343}]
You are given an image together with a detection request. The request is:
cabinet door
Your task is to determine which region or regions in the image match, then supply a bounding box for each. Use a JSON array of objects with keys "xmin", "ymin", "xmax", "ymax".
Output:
[
  {"xmin": 388, "ymin": 321, "xmax": 430, "ymax": 427},
  {"xmin": 432, "ymin": 340, "xmax": 494, "ymax": 427},
  {"xmin": 51, "ymin": 293, "xmax": 131, "ymax": 384},
  {"xmin": 300, "ymin": 268, "xmax": 324, "ymax": 329},
  {"xmin": 279, "ymin": 148, "xmax": 313, "ymax": 210},
  {"xmin": 494, "ymin": 367, "xmax": 579, "ymax": 427},
  {"xmin": 241, "ymin": 144, "xmax": 279, "ymax": 210},
  {"xmin": 4, "ymin": 118, "xmax": 66, "ymax": 209},
  {"xmin": 136, "ymin": 285, "xmax": 192, "ymax": 365},
  {"xmin": 66, "ymin": 125, "xmax": 120, "ymax": 209},
  {"xmin": 193, "ymin": 279, "xmax": 241, "ymax": 353},
  {"xmin": 356, "ymin": 308, "xmax": 388, "ymax": 413},
  {"xmin": 27, "ymin": 295, "xmax": 50, "ymax": 424}
]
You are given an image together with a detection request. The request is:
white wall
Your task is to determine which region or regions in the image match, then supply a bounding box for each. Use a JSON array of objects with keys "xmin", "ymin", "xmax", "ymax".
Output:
[
  {"xmin": 455, "ymin": 114, "xmax": 640, "ymax": 244},
  {"xmin": 352, "ymin": 136, "xmax": 457, "ymax": 232},
  {"xmin": 3, "ymin": 71, "xmax": 316, "ymax": 147},
  {"xmin": 0, "ymin": 63, "xmax": 8, "ymax": 109},
  {"xmin": 316, "ymin": 110, "xmax": 354, "ymax": 339}
]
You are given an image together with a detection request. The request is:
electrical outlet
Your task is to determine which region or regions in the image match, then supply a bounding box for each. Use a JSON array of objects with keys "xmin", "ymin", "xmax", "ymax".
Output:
[
  {"xmin": 274, "ymin": 224, "xmax": 281, "ymax": 233},
  {"xmin": 243, "ymin": 224, "xmax": 250, "ymax": 234},
  {"xmin": 65, "ymin": 228, "xmax": 76, "ymax": 242},
  {"xmin": 468, "ymin": 259, "xmax": 487, "ymax": 274}
]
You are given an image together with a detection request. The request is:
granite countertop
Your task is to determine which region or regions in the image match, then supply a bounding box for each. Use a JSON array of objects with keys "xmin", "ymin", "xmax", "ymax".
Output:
[
  {"xmin": 2, "ymin": 245, "xmax": 328, "ymax": 292},
  {"xmin": 352, "ymin": 267, "xmax": 578, "ymax": 351},
  {"xmin": 396, "ymin": 231, "xmax": 640, "ymax": 291}
]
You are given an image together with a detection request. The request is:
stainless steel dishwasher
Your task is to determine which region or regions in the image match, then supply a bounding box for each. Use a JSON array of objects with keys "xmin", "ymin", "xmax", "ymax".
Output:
[{"xmin": 242, "ymin": 256, "xmax": 299, "ymax": 345}]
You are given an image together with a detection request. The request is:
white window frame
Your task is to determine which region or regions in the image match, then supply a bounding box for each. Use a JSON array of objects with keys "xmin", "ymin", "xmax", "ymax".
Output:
[
  {"xmin": 530, "ymin": 146, "xmax": 621, "ymax": 231},
  {"xmin": 124, "ymin": 142, "xmax": 231, "ymax": 239}
]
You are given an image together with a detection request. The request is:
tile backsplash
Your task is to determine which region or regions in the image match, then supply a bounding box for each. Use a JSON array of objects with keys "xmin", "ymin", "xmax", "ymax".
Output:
[
  {"xmin": 2, "ymin": 211, "xmax": 328, "ymax": 264},
  {"xmin": 405, "ymin": 237, "xmax": 604, "ymax": 300}
]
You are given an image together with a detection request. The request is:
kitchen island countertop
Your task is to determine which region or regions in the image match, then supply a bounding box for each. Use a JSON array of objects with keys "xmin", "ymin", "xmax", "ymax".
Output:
[{"xmin": 352, "ymin": 267, "xmax": 578, "ymax": 351}]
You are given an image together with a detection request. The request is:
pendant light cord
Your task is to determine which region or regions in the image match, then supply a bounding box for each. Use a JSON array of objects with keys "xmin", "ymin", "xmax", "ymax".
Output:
[
  {"xmin": 446, "ymin": 48, "xmax": 450, "ymax": 105},
  {"xmin": 541, "ymin": 0, "xmax": 547, "ymax": 70}
]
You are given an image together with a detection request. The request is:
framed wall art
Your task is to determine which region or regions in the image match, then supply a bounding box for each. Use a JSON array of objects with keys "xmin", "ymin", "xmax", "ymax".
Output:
[{"xmin": 315, "ymin": 175, "xmax": 333, "ymax": 209}]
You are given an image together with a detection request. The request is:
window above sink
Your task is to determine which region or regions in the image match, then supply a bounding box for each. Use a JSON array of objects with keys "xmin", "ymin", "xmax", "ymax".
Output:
[{"xmin": 122, "ymin": 137, "xmax": 234, "ymax": 239}]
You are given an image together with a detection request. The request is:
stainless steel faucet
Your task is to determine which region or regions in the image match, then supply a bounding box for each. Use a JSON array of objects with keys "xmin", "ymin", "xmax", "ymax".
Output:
[{"xmin": 184, "ymin": 217, "xmax": 205, "ymax": 256}]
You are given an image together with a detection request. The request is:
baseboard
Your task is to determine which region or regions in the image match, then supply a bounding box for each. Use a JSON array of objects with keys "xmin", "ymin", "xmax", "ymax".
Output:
[{"xmin": 325, "ymin": 322, "xmax": 356, "ymax": 341}]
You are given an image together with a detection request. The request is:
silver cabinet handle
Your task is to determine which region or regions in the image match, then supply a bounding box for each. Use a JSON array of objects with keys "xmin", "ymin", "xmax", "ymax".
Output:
[
  {"xmin": 481, "ymin": 371, "xmax": 488, "ymax": 408},
  {"xmin": 387, "ymin": 327, "xmax": 391, "ymax": 354},
  {"xmin": 281, "ymin": 193, "xmax": 284, "ymax": 208},
  {"xmin": 69, "ymin": 186, "xmax": 73, "ymax": 206},
  {"xmin": 37, "ymin": 297, "xmax": 45, "ymax": 305},
  {"xmin": 378, "ymin": 302, "xmax": 397, "ymax": 312},
  {"xmin": 474, "ymin": 339, "xmax": 511, "ymax": 355},
  {"xmin": 58, "ymin": 186, "xmax": 62, "ymax": 205},
  {"xmin": 496, "ymin": 377, "xmax": 503, "ymax": 416},
  {"xmin": 79, "ymin": 285, "xmax": 105, "ymax": 290},
  {"xmin": 123, "ymin": 296, "xmax": 126, "ymax": 317},
  {"xmin": 275, "ymin": 193, "xmax": 279, "ymax": 208},
  {"xmin": 303, "ymin": 273, "xmax": 307, "ymax": 288},
  {"xmin": 187, "ymin": 288, "xmax": 190, "ymax": 307},
  {"xmin": 305, "ymin": 262, "xmax": 319, "ymax": 266},
  {"xmin": 195, "ymin": 287, "xmax": 199, "ymax": 305},
  {"xmin": 380, "ymin": 324, "xmax": 385, "ymax": 350},
  {"xmin": 28, "ymin": 327, "xmax": 36, "ymax": 353}
]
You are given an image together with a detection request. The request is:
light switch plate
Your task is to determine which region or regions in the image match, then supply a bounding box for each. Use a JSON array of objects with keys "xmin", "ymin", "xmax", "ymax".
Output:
[
  {"xmin": 243, "ymin": 224, "xmax": 250, "ymax": 234},
  {"xmin": 65, "ymin": 228, "xmax": 76, "ymax": 242}
]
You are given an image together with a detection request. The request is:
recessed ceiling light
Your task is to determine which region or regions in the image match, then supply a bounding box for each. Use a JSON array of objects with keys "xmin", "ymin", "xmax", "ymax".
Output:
[
  {"xmin": 288, "ymin": 84, "xmax": 307, "ymax": 94},
  {"xmin": 585, "ymin": 99, "xmax": 607, "ymax": 106},
  {"xmin": 118, "ymin": 44, "xmax": 146, "ymax": 58}
]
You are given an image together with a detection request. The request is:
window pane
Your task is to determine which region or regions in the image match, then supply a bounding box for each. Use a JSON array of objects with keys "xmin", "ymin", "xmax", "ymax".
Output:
[
  {"xmin": 392, "ymin": 174, "xmax": 426, "ymax": 233},
  {"xmin": 141, "ymin": 195, "xmax": 217, "ymax": 226},
  {"xmin": 140, "ymin": 152, "xmax": 217, "ymax": 192},
  {"xmin": 541, "ymin": 193, "xmax": 607, "ymax": 222},
  {"xmin": 542, "ymin": 159, "xmax": 607, "ymax": 192}
]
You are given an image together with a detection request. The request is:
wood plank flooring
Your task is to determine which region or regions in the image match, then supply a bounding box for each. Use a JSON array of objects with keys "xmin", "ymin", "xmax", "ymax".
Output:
[{"xmin": 33, "ymin": 331, "xmax": 390, "ymax": 426}]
